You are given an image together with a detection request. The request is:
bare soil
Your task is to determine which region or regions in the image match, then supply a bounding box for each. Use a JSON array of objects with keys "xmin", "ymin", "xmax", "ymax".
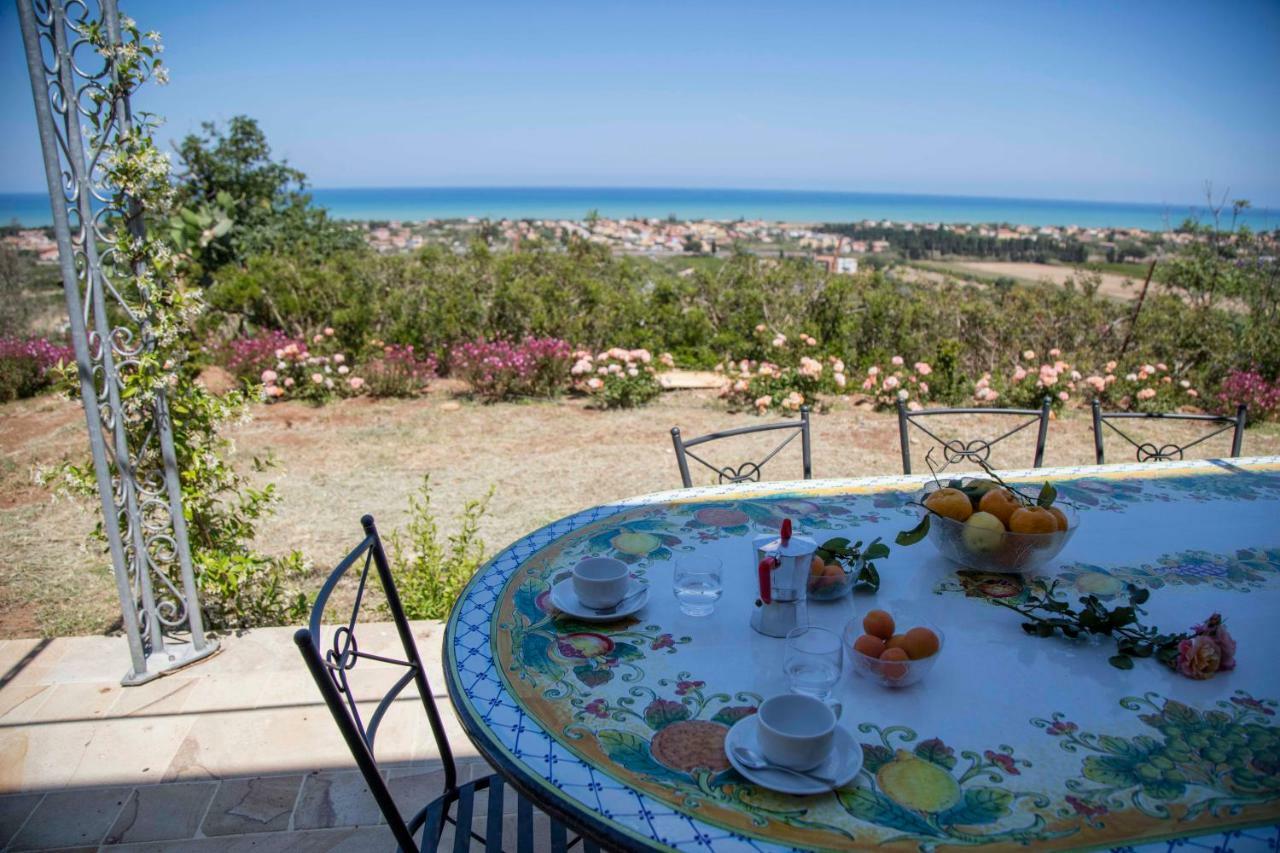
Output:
[{"xmin": 3, "ymin": 390, "xmax": 1277, "ymax": 638}]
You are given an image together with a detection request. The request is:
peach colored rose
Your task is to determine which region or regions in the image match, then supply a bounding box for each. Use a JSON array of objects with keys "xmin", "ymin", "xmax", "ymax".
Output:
[{"xmin": 1176, "ymin": 635, "xmax": 1220, "ymax": 680}]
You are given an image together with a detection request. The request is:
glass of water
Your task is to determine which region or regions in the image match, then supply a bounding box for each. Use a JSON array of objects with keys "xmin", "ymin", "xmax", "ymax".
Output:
[
  {"xmin": 672, "ymin": 556, "xmax": 723, "ymax": 616},
  {"xmin": 784, "ymin": 626, "xmax": 843, "ymax": 699}
]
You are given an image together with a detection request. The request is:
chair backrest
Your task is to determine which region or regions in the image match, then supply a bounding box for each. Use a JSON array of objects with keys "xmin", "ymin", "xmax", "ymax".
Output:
[
  {"xmin": 670, "ymin": 407, "xmax": 812, "ymax": 487},
  {"xmin": 294, "ymin": 515, "xmax": 457, "ymax": 853},
  {"xmin": 897, "ymin": 397, "xmax": 1052, "ymax": 475},
  {"xmin": 1091, "ymin": 400, "xmax": 1246, "ymax": 464}
]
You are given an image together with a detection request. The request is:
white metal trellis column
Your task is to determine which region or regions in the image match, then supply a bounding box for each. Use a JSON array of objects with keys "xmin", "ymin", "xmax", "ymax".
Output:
[{"xmin": 16, "ymin": 0, "xmax": 216, "ymax": 684}]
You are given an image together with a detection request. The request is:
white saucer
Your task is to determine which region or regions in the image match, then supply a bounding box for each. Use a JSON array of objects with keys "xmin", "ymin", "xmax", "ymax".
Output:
[
  {"xmin": 724, "ymin": 714, "xmax": 863, "ymax": 795},
  {"xmin": 549, "ymin": 577, "xmax": 648, "ymax": 622}
]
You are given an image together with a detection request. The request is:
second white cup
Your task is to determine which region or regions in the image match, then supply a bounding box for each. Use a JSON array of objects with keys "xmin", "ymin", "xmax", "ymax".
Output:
[
  {"xmin": 572, "ymin": 557, "xmax": 630, "ymax": 609},
  {"xmin": 756, "ymin": 693, "xmax": 843, "ymax": 771}
]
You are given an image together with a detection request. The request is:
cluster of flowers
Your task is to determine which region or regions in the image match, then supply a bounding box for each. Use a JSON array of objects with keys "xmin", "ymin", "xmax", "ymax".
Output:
[
  {"xmin": 569, "ymin": 347, "xmax": 665, "ymax": 409},
  {"xmin": 360, "ymin": 341, "xmax": 438, "ymax": 398},
  {"xmin": 716, "ymin": 356, "xmax": 827, "ymax": 414},
  {"xmin": 0, "ymin": 336, "xmax": 74, "ymax": 402},
  {"xmin": 1001, "ymin": 349, "xmax": 1078, "ymax": 409},
  {"xmin": 1215, "ymin": 369, "xmax": 1279, "ymax": 421},
  {"xmin": 1174, "ymin": 614, "xmax": 1236, "ymax": 680},
  {"xmin": 259, "ymin": 328, "xmax": 365, "ymax": 403},
  {"xmin": 450, "ymin": 336, "xmax": 573, "ymax": 402},
  {"xmin": 860, "ymin": 356, "xmax": 933, "ymax": 411}
]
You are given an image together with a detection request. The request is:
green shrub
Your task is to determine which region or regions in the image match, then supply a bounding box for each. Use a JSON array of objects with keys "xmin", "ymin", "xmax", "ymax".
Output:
[
  {"xmin": 572, "ymin": 347, "xmax": 663, "ymax": 409},
  {"xmin": 389, "ymin": 477, "xmax": 493, "ymax": 620}
]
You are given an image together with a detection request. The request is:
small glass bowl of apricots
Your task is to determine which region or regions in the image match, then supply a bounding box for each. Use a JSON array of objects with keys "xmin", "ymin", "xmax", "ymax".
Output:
[
  {"xmin": 917, "ymin": 477, "xmax": 1078, "ymax": 576},
  {"xmin": 844, "ymin": 608, "xmax": 944, "ymax": 688}
]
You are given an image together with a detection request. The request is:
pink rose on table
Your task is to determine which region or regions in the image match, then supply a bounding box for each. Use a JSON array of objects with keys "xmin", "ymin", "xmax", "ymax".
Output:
[
  {"xmin": 1176, "ymin": 635, "xmax": 1221, "ymax": 680},
  {"xmin": 1192, "ymin": 613, "xmax": 1236, "ymax": 671}
]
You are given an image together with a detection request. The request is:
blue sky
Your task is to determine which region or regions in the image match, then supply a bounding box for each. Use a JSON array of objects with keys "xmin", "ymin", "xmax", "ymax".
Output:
[{"xmin": 2, "ymin": 0, "xmax": 1278, "ymax": 204}]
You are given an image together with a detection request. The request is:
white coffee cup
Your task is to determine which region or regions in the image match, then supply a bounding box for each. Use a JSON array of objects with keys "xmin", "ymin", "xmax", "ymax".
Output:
[
  {"xmin": 572, "ymin": 557, "xmax": 630, "ymax": 609},
  {"xmin": 756, "ymin": 693, "xmax": 843, "ymax": 771}
]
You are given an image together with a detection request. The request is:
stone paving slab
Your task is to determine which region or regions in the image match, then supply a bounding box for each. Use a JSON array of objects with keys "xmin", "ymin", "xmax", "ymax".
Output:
[{"xmin": 0, "ymin": 621, "xmax": 522, "ymax": 851}]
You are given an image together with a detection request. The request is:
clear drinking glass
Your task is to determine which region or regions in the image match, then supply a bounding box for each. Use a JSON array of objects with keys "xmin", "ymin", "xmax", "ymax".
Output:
[
  {"xmin": 784, "ymin": 625, "xmax": 843, "ymax": 699},
  {"xmin": 672, "ymin": 556, "xmax": 723, "ymax": 616}
]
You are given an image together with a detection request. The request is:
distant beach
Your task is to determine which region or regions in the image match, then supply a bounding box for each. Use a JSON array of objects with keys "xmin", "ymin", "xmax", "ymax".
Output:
[{"xmin": 3, "ymin": 186, "xmax": 1276, "ymax": 231}]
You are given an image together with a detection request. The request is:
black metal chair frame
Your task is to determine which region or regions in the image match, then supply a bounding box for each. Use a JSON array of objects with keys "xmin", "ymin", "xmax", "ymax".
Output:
[
  {"xmin": 670, "ymin": 406, "xmax": 812, "ymax": 487},
  {"xmin": 1091, "ymin": 400, "xmax": 1246, "ymax": 464},
  {"xmin": 896, "ymin": 396, "xmax": 1052, "ymax": 475},
  {"xmin": 294, "ymin": 516, "xmax": 591, "ymax": 853}
]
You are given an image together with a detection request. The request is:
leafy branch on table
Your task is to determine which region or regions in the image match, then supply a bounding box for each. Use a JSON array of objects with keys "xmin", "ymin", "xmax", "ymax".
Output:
[{"xmin": 817, "ymin": 536, "xmax": 887, "ymax": 593}]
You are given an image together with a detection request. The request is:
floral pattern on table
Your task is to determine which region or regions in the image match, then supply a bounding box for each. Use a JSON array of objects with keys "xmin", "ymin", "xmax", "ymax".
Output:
[
  {"xmin": 451, "ymin": 458, "xmax": 1280, "ymax": 852},
  {"xmin": 1034, "ymin": 691, "xmax": 1280, "ymax": 828},
  {"xmin": 839, "ymin": 727, "xmax": 1074, "ymax": 848},
  {"xmin": 937, "ymin": 547, "xmax": 1280, "ymax": 604}
]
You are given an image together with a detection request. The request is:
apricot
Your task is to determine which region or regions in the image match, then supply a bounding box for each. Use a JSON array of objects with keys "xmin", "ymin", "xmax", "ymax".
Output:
[
  {"xmin": 1047, "ymin": 506, "xmax": 1069, "ymax": 532},
  {"xmin": 822, "ymin": 563, "xmax": 846, "ymax": 585},
  {"xmin": 923, "ymin": 487, "xmax": 973, "ymax": 523},
  {"xmin": 901, "ymin": 626, "xmax": 940, "ymax": 660},
  {"xmin": 810, "ymin": 556, "xmax": 826, "ymax": 577},
  {"xmin": 878, "ymin": 647, "xmax": 910, "ymax": 680},
  {"xmin": 884, "ymin": 633, "xmax": 909, "ymax": 653},
  {"xmin": 863, "ymin": 609, "xmax": 895, "ymax": 640},
  {"xmin": 978, "ymin": 488, "xmax": 1021, "ymax": 528},
  {"xmin": 1009, "ymin": 506, "xmax": 1058, "ymax": 535},
  {"xmin": 853, "ymin": 633, "xmax": 886, "ymax": 658}
]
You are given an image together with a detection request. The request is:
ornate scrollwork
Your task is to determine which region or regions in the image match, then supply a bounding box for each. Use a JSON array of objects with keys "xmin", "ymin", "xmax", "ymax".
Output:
[
  {"xmin": 17, "ymin": 0, "xmax": 210, "ymax": 680},
  {"xmin": 1136, "ymin": 443, "xmax": 1184, "ymax": 462},
  {"xmin": 717, "ymin": 461, "xmax": 762, "ymax": 484},
  {"xmin": 942, "ymin": 438, "xmax": 993, "ymax": 465}
]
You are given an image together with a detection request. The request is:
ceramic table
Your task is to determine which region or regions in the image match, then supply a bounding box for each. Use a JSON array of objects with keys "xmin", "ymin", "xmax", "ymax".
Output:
[{"xmin": 443, "ymin": 457, "xmax": 1280, "ymax": 851}]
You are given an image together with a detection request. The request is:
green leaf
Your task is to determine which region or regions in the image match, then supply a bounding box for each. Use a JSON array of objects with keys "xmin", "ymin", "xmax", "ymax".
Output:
[
  {"xmin": 596, "ymin": 730, "xmax": 677, "ymax": 780},
  {"xmin": 643, "ymin": 698, "xmax": 691, "ymax": 730},
  {"xmin": 573, "ymin": 664, "xmax": 613, "ymax": 687},
  {"xmin": 837, "ymin": 785, "xmax": 941, "ymax": 837},
  {"xmin": 710, "ymin": 706, "xmax": 756, "ymax": 726},
  {"xmin": 1129, "ymin": 586, "xmax": 1150, "ymax": 605},
  {"xmin": 1083, "ymin": 754, "xmax": 1141, "ymax": 787},
  {"xmin": 856, "ymin": 562, "xmax": 881, "ymax": 593},
  {"xmin": 863, "ymin": 541, "xmax": 890, "ymax": 561},
  {"xmin": 914, "ymin": 737, "xmax": 957, "ymax": 770},
  {"xmin": 895, "ymin": 515, "xmax": 930, "ymax": 546},
  {"xmin": 1036, "ymin": 481, "xmax": 1057, "ymax": 508},
  {"xmin": 610, "ymin": 641, "xmax": 644, "ymax": 662},
  {"xmin": 1109, "ymin": 654, "xmax": 1134, "ymax": 670},
  {"xmin": 859, "ymin": 743, "xmax": 895, "ymax": 774},
  {"xmin": 820, "ymin": 537, "xmax": 851, "ymax": 552},
  {"xmin": 513, "ymin": 582, "xmax": 544, "ymax": 622},
  {"xmin": 936, "ymin": 786, "xmax": 1013, "ymax": 827}
]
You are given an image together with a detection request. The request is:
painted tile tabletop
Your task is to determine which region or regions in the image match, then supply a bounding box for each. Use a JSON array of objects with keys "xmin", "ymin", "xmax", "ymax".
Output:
[{"xmin": 444, "ymin": 457, "xmax": 1280, "ymax": 851}]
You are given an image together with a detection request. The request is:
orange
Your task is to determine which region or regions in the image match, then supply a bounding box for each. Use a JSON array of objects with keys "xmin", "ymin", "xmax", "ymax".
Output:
[
  {"xmin": 853, "ymin": 633, "xmax": 886, "ymax": 658},
  {"xmin": 878, "ymin": 647, "xmax": 910, "ymax": 680},
  {"xmin": 1047, "ymin": 506, "xmax": 1069, "ymax": 532},
  {"xmin": 923, "ymin": 487, "xmax": 973, "ymax": 523},
  {"xmin": 1009, "ymin": 506, "xmax": 1058, "ymax": 535},
  {"xmin": 884, "ymin": 633, "xmax": 909, "ymax": 653},
  {"xmin": 900, "ymin": 626, "xmax": 940, "ymax": 660},
  {"xmin": 863, "ymin": 609, "xmax": 895, "ymax": 640},
  {"xmin": 978, "ymin": 488, "xmax": 1021, "ymax": 528},
  {"xmin": 809, "ymin": 556, "xmax": 825, "ymax": 577}
]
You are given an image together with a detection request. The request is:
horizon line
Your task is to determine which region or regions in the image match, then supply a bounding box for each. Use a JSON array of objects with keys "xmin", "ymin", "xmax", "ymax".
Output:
[{"xmin": 2, "ymin": 184, "xmax": 1276, "ymax": 212}]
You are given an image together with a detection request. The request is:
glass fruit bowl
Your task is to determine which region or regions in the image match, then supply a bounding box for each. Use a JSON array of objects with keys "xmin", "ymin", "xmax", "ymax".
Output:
[
  {"xmin": 807, "ymin": 560, "xmax": 856, "ymax": 600},
  {"xmin": 920, "ymin": 479, "xmax": 1079, "ymax": 576},
  {"xmin": 842, "ymin": 613, "xmax": 944, "ymax": 688}
]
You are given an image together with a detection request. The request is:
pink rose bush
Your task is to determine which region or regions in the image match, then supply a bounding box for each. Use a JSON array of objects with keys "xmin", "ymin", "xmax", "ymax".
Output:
[
  {"xmin": 450, "ymin": 336, "xmax": 572, "ymax": 402},
  {"xmin": 860, "ymin": 356, "xmax": 933, "ymax": 411},
  {"xmin": 718, "ymin": 355, "xmax": 823, "ymax": 415},
  {"xmin": 360, "ymin": 341, "xmax": 437, "ymax": 398},
  {"xmin": 1215, "ymin": 369, "xmax": 1279, "ymax": 421},
  {"xmin": 571, "ymin": 347, "xmax": 662, "ymax": 408}
]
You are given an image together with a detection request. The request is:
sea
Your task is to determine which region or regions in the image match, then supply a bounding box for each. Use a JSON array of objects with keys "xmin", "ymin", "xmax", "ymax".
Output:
[{"xmin": 2, "ymin": 187, "xmax": 1275, "ymax": 231}]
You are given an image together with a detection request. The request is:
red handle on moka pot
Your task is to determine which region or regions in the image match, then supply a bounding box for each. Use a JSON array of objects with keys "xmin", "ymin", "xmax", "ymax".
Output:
[{"xmin": 757, "ymin": 555, "xmax": 775, "ymax": 604}]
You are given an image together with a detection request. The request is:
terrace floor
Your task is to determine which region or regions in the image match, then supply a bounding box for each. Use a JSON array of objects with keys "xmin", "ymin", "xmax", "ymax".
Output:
[{"xmin": 0, "ymin": 622, "xmax": 513, "ymax": 852}]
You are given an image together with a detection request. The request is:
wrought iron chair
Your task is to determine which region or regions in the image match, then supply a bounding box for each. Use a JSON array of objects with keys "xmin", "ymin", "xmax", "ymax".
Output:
[
  {"xmin": 671, "ymin": 407, "xmax": 812, "ymax": 487},
  {"xmin": 1091, "ymin": 400, "xmax": 1246, "ymax": 464},
  {"xmin": 295, "ymin": 515, "xmax": 594, "ymax": 852},
  {"xmin": 896, "ymin": 397, "xmax": 1052, "ymax": 475}
]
